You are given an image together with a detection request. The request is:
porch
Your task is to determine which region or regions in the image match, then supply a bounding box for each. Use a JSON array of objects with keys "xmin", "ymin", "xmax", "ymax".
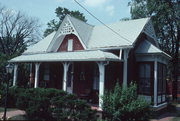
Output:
[{"xmin": 9, "ymin": 50, "xmax": 126, "ymax": 109}]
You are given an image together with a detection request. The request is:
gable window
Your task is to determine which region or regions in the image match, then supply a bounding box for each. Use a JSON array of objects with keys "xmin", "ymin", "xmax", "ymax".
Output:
[
  {"xmin": 68, "ymin": 39, "xmax": 73, "ymax": 51},
  {"xmin": 138, "ymin": 63, "xmax": 151, "ymax": 95}
]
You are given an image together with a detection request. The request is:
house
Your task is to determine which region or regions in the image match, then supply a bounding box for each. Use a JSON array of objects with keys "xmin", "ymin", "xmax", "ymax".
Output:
[{"xmin": 10, "ymin": 15, "xmax": 171, "ymax": 110}]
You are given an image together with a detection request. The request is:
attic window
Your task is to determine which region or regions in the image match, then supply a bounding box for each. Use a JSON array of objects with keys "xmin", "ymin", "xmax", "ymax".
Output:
[{"xmin": 68, "ymin": 39, "xmax": 73, "ymax": 51}]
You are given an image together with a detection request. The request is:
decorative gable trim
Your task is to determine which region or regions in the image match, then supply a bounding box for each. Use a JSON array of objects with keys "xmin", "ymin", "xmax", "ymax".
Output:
[
  {"xmin": 142, "ymin": 19, "xmax": 159, "ymax": 48},
  {"xmin": 47, "ymin": 15, "xmax": 87, "ymax": 52}
]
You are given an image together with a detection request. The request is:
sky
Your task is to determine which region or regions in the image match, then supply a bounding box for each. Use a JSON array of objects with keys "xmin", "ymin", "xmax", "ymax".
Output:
[{"xmin": 0, "ymin": 0, "xmax": 131, "ymax": 32}]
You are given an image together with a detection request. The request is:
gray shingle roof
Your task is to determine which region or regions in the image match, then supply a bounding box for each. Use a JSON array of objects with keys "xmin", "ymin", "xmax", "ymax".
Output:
[
  {"xmin": 68, "ymin": 15, "xmax": 94, "ymax": 47},
  {"xmin": 10, "ymin": 50, "xmax": 119, "ymax": 62},
  {"xmin": 24, "ymin": 15, "xmax": 151, "ymax": 54},
  {"xmin": 135, "ymin": 40, "xmax": 171, "ymax": 58}
]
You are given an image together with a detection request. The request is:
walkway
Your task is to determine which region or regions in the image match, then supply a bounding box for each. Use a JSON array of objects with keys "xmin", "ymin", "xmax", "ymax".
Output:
[
  {"xmin": 0, "ymin": 110, "xmax": 25, "ymax": 119},
  {"xmin": 151, "ymin": 104, "xmax": 180, "ymax": 121}
]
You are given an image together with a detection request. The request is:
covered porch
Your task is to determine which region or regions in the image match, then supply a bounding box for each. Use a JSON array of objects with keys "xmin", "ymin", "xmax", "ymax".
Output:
[{"xmin": 9, "ymin": 50, "xmax": 126, "ymax": 109}]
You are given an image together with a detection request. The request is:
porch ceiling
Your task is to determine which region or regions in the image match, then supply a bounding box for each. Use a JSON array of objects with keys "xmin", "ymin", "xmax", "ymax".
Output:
[{"xmin": 9, "ymin": 50, "xmax": 120, "ymax": 63}]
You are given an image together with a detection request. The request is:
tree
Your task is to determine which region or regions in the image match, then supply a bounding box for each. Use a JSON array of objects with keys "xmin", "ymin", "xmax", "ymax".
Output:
[
  {"xmin": 0, "ymin": 5, "xmax": 41, "ymax": 82},
  {"xmin": 129, "ymin": 0, "xmax": 180, "ymax": 100},
  {"xmin": 44, "ymin": 7, "xmax": 87, "ymax": 37}
]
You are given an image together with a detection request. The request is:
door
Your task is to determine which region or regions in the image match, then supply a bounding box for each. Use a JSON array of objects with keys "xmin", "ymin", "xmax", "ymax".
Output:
[{"xmin": 67, "ymin": 64, "xmax": 74, "ymax": 93}]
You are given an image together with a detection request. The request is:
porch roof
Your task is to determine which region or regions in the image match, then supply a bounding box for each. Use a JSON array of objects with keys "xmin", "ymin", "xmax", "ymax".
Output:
[{"xmin": 9, "ymin": 50, "xmax": 120, "ymax": 63}]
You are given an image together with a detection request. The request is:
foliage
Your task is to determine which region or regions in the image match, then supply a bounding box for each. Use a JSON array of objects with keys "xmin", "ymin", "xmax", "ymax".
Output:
[
  {"xmin": 102, "ymin": 83, "xmax": 151, "ymax": 121},
  {"xmin": 128, "ymin": 0, "xmax": 180, "ymax": 99},
  {"xmin": 51, "ymin": 94, "xmax": 97, "ymax": 121},
  {"xmin": 129, "ymin": 0, "xmax": 179, "ymax": 56},
  {"xmin": 44, "ymin": 7, "xmax": 87, "ymax": 37},
  {"xmin": 16, "ymin": 88, "xmax": 62, "ymax": 120},
  {"xmin": 15, "ymin": 87, "xmax": 96, "ymax": 121},
  {"xmin": 0, "ymin": 4, "xmax": 42, "ymax": 84}
]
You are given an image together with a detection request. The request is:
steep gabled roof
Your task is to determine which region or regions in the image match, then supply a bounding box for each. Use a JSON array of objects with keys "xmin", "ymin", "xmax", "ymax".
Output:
[
  {"xmin": 68, "ymin": 15, "xmax": 94, "ymax": 46},
  {"xmin": 23, "ymin": 15, "xmax": 158, "ymax": 54},
  {"xmin": 47, "ymin": 15, "xmax": 93, "ymax": 52}
]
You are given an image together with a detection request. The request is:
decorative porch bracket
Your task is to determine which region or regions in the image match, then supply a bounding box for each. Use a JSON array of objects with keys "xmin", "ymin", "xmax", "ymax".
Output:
[
  {"xmin": 62, "ymin": 62, "xmax": 70, "ymax": 91},
  {"xmin": 154, "ymin": 58, "xmax": 158, "ymax": 106},
  {"xmin": 13, "ymin": 64, "xmax": 18, "ymax": 86},
  {"xmin": 34, "ymin": 63, "xmax": 41, "ymax": 88},
  {"xmin": 97, "ymin": 61, "xmax": 109, "ymax": 109},
  {"xmin": 123, "ymin": 49, "xmax": 130, "ymax": 88}
]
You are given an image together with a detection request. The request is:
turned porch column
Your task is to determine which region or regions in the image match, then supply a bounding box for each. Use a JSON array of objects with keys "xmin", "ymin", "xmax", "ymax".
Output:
[
  {"xmin": 154, "ymin": 59, "xmax": 158, "ymax": 106},
  {"xmin": 62, "ymin": 62, "xmax": 70, "ymax": 91},
  {"xmin": 97, "ymin": 62, "xmax": 108, "ymax": 109},
  {"xmin": 123, "ymin": 49, "xmax": 129, "ymax": 88},
  {"xmin": 13, "ymin": 64, "xmax": 18, "ymax": 86},
  {"xmin": 34, "ymin": 63, "xmax": 41, "ymax": 88}
]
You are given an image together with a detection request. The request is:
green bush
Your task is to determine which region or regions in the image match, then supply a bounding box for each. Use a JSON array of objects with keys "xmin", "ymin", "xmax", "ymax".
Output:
[
  {"xmin": 8, "ymin": 86, "xmax": 25, "ymax": 108},
  {"xmin": 16, "ymin": 88, "xmax": 61, "ymax": 120},
  {"xmin": 102, "ymin": 82, "xmax": 151, "ymax": 121},
  {"xmin": 16, "ymin": 88, "xmax": 97, "ymax": 121},
  {"xmin": 0, "ymin": 85, "xmax": 25, "ymax": 108},
  {"xmin": 51, "ymin": 94, "xmax": 97, "ymax": 121}
]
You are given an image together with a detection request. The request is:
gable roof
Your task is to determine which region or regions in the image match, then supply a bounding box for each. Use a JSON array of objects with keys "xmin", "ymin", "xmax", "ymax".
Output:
[
  {"xmin": 68, "ymin": 15, "xmax": 94, "ymax": 46},
  {"xmin": 135, "ymin": 40, "xmax": 171, "ymax": 58},
  {"xmin": 88, "ymin": 18, "xmax": 149, "ymax": 49},
  {"xmin": 24, "ymin": 15, "xmax": 157, "ymax": 54},
  {"xmin": 47, "ymin": 15, "xmax": 93, "ymax": 52}
]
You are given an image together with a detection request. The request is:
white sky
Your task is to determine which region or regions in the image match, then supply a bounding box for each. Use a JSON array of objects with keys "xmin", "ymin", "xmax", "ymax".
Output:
[{"xmin": 0, "ymin": 0, "xmax": 131, "ymax": 32}]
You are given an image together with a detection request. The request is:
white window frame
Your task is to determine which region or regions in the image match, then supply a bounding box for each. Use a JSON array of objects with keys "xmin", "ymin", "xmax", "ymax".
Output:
[{"xmin": 68, "ymin": 39, "xmax": 73, "ymax": 51}]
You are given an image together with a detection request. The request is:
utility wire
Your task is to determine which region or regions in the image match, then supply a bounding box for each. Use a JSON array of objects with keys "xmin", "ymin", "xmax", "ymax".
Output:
[{"xmin": 74, "ymin": 0, "xmax": 132, "ymax": 44}]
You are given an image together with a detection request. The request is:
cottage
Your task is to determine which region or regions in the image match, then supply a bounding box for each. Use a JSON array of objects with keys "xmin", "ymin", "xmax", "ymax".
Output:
[{"xmin": 10, "ymin": 15, "xmax": 171, "ymax": 110}]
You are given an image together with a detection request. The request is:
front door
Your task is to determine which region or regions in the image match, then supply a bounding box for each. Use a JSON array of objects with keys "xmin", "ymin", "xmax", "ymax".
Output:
[{"xmin": 67, "ymin": 64, "xmax": 74, "ymax": 93}]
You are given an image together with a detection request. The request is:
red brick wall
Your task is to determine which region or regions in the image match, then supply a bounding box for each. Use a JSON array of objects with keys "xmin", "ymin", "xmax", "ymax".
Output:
[{"xmin": 57, "ymin": 34, "xmax": 84, "ymax": 51}]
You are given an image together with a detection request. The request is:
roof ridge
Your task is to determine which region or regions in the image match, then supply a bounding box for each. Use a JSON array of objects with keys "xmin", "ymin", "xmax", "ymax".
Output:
[
  {"xmin": 94, "ymin": 17, "xmax": 150, "ymax": 27},
  {"xmin": 67, "ymin": 14, "xmax": 94, "ymax": 27}
]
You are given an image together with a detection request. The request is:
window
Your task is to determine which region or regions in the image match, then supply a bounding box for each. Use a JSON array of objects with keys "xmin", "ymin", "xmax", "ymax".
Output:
[
  {"xmin": 138, "ymin": 63, "xmax": 151, "ymax": 95},
  {"xmin": 43, "ymin": 64, "xmax": 50, "ymax": 81},
  {"xmin": 157, "ymin": 63, "xmax": 167, "ymax": 104},
  {"xmin": 157, "ymin": 63, "xmax": 167, "ymax": 94},
  {"xmin": 68, "ymin": 39, "xmax": 73, "ymax": 51}
]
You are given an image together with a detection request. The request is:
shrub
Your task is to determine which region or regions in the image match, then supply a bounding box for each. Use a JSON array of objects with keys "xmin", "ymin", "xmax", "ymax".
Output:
[
  {"xmin": 50, "ymin": 94, "xmax": 97, "ymax": 121},
  {"xmin": 0, "ymin": 85, "xmax": 25, "ymax": 108},
  {"xmin": 16, "ymin": 88, "xmax": 61, "ymax": 120},
  {"xmin": 8, "ymin": 86, "xmax": 25, "ymax": 108},
  {"xmin": 16, "ymin": 88, "xmax": 96, "ymax": 121},
  {"xmin": 102, "ymin": 82, "xmax": 151, "ymax": 121}
]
